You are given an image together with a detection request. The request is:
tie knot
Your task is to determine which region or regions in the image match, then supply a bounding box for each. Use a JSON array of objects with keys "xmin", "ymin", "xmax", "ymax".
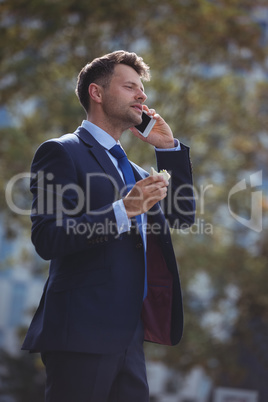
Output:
[{"xmin": 109, "ymin": 144, "xmax": 126, "ymax": 160}]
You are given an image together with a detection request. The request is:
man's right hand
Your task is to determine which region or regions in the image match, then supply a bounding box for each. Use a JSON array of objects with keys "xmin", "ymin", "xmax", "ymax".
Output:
[{"xmin": 123, "ymin": 175, "xmax": 169, "ymax": 218}]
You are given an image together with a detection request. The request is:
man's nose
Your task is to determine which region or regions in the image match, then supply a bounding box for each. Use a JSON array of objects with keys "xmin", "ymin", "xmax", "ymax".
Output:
[{"xmin": 136, "ymin": 89, "xmax": 147, "ymax": 103}]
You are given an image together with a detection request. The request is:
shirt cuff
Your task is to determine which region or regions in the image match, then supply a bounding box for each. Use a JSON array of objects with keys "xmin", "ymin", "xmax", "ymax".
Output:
[
  {"xmin": 155, "ymin": 138, "xmax": 181, "ymax": 151},
  {"xmin": 113, "ymin": 199, "xmax": 131, "ymax": 234}
]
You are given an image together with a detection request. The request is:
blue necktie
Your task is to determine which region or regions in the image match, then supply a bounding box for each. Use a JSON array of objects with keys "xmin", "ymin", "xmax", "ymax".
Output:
[{"xmin": 109, "ymin": 144, "xmax": 147, "ymax": 299}]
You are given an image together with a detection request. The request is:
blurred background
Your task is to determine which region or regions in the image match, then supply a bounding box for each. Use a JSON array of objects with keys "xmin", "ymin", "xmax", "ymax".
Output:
[{"xmin": 0, "ymin": 0, "xmax": 268, "ymax": 401}]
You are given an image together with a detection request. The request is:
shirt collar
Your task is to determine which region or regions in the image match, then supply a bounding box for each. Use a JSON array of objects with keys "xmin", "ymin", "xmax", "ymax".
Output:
[{"xmin": 81, "ymin": 120, "xmax": 118, "ymax": 151}]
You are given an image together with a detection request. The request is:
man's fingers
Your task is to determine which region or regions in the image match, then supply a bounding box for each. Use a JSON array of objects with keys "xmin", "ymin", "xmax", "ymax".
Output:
[
  {"xmin": 123, "ymin": 175, "xmax": 169, "ymax": 218},
  {"xmin": 140, "ymin": 175, "xmax": 169, "ymax": 188}
]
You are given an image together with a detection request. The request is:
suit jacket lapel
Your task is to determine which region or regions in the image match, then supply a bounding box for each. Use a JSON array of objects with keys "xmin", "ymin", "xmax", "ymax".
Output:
[
  {"xmin": 75, "ymin": 127, "xmax": 159, "ymax": 210},
  {"xmin": 130, "ymin": 161, "xmax": 144, "ymax": 182},
  {"xmin": 75, "ymin": 126, "xmax": 125, "ymax": 195}
]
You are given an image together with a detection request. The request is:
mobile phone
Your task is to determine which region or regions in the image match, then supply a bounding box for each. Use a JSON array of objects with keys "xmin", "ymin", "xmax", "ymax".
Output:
[{"xmin": 135, "ymin": 111, "xmax": 156, "ymax": 137}]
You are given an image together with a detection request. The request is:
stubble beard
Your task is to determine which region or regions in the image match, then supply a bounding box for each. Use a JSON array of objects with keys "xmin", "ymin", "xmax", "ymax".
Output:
[{"xmin": 102, "ymin": 98, "xmax": 142, "ymax": 132}]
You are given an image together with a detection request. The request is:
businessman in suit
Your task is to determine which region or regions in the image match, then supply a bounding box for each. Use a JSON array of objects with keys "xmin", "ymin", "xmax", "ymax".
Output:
[{"xmin": 22, "ymin": 50, "xmax": 195, "ymax": 402}]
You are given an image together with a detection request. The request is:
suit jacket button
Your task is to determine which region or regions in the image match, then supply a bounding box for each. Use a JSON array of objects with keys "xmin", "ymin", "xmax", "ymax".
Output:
[{"xmin": 136, "ymin": 242, "xmax": 143, "ymax": 249}]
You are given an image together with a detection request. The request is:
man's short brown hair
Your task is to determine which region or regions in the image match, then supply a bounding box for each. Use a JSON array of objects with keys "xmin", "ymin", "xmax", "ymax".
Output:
[{"xmin": 75, "ymin": 50, "xmax": 151, "ymax": 113}]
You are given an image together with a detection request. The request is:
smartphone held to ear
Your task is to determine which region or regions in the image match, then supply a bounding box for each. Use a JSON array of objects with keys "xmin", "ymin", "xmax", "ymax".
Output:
[{"xmin": 135, "ymin": 111, "xmax": 156, "ymax": 137}]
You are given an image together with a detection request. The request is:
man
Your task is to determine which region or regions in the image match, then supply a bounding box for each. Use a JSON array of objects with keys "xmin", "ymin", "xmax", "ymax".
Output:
[{"xmin": 22, "ymin": 50, "xmax": 195, "ymax": 402}]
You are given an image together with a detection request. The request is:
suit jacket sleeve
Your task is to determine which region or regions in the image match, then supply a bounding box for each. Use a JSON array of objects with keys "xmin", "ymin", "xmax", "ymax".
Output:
[{"xmin": 155, "ymin": 143, "xmax": 195, "ymax": 228}]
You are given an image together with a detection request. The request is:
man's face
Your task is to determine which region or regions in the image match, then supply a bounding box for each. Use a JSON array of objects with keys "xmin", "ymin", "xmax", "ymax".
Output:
[{"xmin": 101, "ymin": 64, "xmax": 147, "ymax": 129}]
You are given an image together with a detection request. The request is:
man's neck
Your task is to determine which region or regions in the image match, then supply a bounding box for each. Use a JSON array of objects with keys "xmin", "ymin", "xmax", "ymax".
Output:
[{"xmin": 86, "ymin": 116, "xmax": 125, "ymax": 142}]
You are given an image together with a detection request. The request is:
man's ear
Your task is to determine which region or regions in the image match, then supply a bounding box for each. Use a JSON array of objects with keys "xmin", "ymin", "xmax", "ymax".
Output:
[{"xmin": 88, "ymin": 83, "xmax": 103, "ymax": 104}]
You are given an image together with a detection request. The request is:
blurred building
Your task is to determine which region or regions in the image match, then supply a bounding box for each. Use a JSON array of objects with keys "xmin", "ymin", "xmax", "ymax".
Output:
[
  {"xmin": 0, "ymin": 221, "xmax": 45, "ymax": 354},
  {"xmin": 147, "ymin": 362, "xmax": 212, "ymax": 402},
  {"xmin": 0, "ymin": 267, "xmax": 44, "ymax": 354}
]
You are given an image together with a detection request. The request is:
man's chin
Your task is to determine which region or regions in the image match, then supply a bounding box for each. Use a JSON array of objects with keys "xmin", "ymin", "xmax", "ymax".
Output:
[
  {"xmin": 125, "ymin": 116, "xmax": 142, "ymax": 129},
  {"xmin": 133, "ymin": 115, "xmax": 143, "ymax": 126}
]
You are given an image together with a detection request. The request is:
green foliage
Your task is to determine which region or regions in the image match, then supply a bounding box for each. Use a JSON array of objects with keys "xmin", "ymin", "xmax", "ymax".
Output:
[{"xmin": 1, "ymin": 0, "xmax": 268, "ymax": 397}]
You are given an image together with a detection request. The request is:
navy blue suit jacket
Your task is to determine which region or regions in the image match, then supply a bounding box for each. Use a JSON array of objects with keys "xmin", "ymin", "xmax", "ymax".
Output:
[{"xmin": 22, "ymin": 126, "xmax": 195, "ymax": 354}]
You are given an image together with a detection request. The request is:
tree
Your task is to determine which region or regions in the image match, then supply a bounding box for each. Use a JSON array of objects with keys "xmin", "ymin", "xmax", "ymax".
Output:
[{"xmin": 1, "ymin": 0, "xmax": 268, "ymax": 399}]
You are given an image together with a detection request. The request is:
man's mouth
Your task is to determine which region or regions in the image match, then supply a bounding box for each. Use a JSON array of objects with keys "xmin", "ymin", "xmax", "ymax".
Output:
[{"xmin": 131, "ymin": 104, "xmax": 143, "ymax": 113}]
